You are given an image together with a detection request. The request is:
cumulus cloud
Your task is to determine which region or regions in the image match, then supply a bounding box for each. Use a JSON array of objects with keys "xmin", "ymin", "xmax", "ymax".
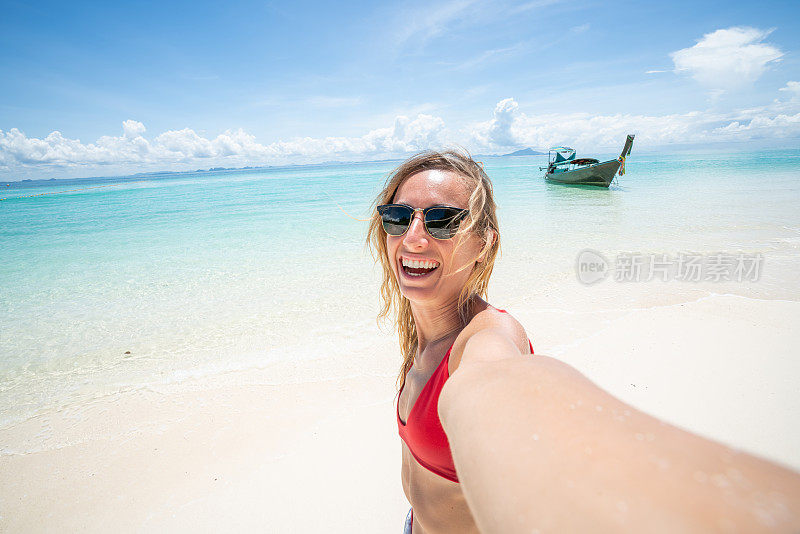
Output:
[
  {"xmin": 468, "ymin": 96, "xmax": 800, "ymax": 151},
  {"xmin": 779, "ymin": 81, "xmax": 800, "ymax": 98},
  {"xmin": 712, "ymin": 113, "xmax": 800, "ymax": 138},
  {"xmin": 483, "ymin": 98, "xmax": 519, "ymax": 146},
  {"xmin": 0, "ymin": 114, "xmax": 446, "ymax": 171},
  {"xmin": 4, "ymin": 94, "xmax": 800, "ymax": 175},
  {"xmin": 122, "ymin": 120, "xmax": 146, "ymax": 138},
  {"xmin": 154, "ymin": 128, "xmax": 216, "ymax": 158},
  {"xmin": 670, "ymin": 27, "xmax": 783, "ymax": 90}
]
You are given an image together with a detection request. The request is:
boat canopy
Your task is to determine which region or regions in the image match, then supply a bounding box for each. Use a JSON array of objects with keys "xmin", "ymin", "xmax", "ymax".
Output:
[{"xmin": 550, "ymin": 147, "xmax": 575, "ymax": 163}]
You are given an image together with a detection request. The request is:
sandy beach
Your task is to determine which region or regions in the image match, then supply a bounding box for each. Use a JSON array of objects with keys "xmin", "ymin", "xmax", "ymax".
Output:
[{"xmin": 2, "ymin": 283, "xmax": 798, "ymax": 532}]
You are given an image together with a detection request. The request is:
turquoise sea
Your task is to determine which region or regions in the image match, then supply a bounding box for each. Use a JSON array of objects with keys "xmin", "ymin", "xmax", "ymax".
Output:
[{"xmin": 2, "ymin": 150, "xmax": 799, "ymax": 430}]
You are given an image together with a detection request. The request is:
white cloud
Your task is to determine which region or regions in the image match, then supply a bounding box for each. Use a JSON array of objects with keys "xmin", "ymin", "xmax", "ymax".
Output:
[
  {"xmin": 154, "ymin": 128, "xmax": 216, "ymax": 159},
  {"xmin": 468, "ymin": 96, "xmax": 800, "ymax": 151},
  {"xmin": 713, "ymin": 112, "xmax": 800, "ymax": 138},
  {"xmin": 779, "ymin": 81, "xmax": 800, "ymax": 98},
  {"xmin": 122, "ymin": 120, "xmax": 146, "ymax": 138},
  {"xmin": 4, "ymin": 94, "xmax": 800, "ymax": 177},
  {"xmin": 483, "ymin": 98, "xmax": 519, "ymax": 146},
  {"xmin": 670, "ymin": 27, "xmax": 783, "ymax": 90},
  {"xmin": 0, "ymin": 114, "xmax": 447, "ymax": 171}
]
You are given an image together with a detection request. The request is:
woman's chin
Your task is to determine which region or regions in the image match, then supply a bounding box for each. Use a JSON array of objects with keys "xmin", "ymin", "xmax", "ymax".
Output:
[
  {"xmin": 399, "ymin": 280, "xmax": 462, "ymax": 307},
  {"xmin": 399, "ymin": 284, "xmax": 438, "ymax": 304}
]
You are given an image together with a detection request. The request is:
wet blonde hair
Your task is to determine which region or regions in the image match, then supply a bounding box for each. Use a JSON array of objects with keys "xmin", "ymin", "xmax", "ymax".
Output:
[{"xmin": 366, "ymin": 149, "xmax": 501, "ymax": 392}]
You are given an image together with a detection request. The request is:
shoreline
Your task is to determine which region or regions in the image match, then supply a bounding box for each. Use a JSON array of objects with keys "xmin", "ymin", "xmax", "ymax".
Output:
[{"xmin": 2, "ymin": 292, "xmax": 799, "ymax": 531}]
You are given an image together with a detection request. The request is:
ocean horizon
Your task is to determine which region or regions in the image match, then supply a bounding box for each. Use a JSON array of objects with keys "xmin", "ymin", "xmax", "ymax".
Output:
[{"xmin": 4, "ymin": 141, "xmax": 799, "ymax": 185}]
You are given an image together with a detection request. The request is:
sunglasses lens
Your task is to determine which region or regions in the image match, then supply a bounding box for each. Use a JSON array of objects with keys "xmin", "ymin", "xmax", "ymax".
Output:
[
  {"xmin": 425, "ymin": 208, "xmax": 466, "ymax": 239},
  {"xmin": 378, "ymin": 205, "xmax": 412, "ymax": 236}
]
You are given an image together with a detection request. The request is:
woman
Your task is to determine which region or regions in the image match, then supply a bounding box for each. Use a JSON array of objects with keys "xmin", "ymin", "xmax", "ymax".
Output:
[{"xmin": 368, "ymin": 150, "xmax": 800, "ymax": 533}]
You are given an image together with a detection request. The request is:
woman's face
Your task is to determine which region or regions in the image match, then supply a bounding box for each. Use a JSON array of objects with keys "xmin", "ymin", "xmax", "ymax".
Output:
[{"xmin": 386, "ymin": 169, "xmax": 485, "ymax": 308}]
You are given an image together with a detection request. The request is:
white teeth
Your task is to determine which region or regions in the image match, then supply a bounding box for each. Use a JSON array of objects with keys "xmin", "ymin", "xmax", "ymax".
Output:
[{"xmin": 402, "ymin": 258, "xmax": 439, "ymax": 269}]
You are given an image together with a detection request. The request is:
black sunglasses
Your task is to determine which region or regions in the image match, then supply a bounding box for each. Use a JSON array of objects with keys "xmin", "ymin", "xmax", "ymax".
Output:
[{"xmin": 376, "ymin": 204, "xmax": 469, "ymax": 240}]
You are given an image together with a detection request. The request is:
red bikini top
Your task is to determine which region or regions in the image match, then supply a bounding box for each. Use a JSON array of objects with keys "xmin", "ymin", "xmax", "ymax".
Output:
[{"xmin": 397, "ymin": 336, "xmax": 534, "ymax": 483}]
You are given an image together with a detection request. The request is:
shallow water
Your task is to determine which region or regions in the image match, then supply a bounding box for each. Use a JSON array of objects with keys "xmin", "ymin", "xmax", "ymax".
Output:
[{"xmin": 1, "ymin": 150, "xmax": 799, "ymax": 428}]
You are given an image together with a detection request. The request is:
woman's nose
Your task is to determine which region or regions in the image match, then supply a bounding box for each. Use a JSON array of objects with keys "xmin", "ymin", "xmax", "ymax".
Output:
[{"xmin": 403, "ymin": 211, "xmax": 429, "ymax": 248}]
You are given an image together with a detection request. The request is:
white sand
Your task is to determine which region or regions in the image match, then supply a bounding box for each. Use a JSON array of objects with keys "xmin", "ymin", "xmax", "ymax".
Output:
[{"xmin": 2, "ymin": 292, "xmax": 799, "ymax": 532}]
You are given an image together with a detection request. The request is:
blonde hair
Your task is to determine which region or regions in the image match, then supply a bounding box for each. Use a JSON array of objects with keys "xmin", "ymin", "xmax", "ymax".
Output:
[{"xmin": 366, "ymin": 149, "xmax": 501, "ymax": 392}]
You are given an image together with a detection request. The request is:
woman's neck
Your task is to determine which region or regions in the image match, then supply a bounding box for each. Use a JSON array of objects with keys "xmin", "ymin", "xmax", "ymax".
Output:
[{"xmin": 412, "ymin": 294, "xmax": 480, "ymax": 362}]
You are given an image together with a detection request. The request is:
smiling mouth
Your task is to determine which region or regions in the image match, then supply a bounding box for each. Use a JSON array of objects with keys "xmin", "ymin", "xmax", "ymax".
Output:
[{"xmin": 401, "ymin": 257, "xmax": 440, "ymax": 277}]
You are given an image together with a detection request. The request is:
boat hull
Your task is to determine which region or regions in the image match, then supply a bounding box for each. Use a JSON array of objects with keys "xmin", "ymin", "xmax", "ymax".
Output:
[{"xmin": 545, "ymin": 158, "xmax": 620, "ymax": 187}]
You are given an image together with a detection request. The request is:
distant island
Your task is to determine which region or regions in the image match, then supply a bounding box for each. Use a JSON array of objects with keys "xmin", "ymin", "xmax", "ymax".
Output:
[{"xmin": 501, "ymin": 148, "xmax": 546, "ymax": 156}]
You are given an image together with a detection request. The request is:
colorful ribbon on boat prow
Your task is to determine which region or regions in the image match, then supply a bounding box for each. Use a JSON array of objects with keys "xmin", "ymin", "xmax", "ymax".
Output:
[{"xmin": 617, "ymin": 156, "xmax": 626, "ymax": 176}]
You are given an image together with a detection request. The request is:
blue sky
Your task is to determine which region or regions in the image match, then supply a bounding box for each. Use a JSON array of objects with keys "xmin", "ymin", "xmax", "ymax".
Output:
[{"xmin": 1, "ymin": 0, "xmax": 799, "ymax": 179}]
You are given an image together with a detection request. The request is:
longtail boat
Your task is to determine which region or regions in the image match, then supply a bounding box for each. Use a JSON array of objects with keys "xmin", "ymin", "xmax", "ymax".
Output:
[{"xmin": 542, "ymin": 134, "xmax": 634, "ymax": 187}]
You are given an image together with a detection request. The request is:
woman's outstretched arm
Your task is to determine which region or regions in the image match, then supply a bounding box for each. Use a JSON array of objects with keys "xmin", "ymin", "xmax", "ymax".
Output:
[{"xmin": 438, "ymin": 330, "xmax": 800, "ymax": 533}]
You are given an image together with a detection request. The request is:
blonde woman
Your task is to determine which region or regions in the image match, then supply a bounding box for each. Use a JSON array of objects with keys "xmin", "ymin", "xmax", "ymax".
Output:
[{"xmin": 368, "ymin": 151, "xmax": 800, "ymax": 533}]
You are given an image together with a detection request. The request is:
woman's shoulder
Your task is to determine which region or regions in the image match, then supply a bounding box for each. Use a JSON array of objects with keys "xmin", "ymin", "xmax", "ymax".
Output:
[{"xmin": 448, "ymin": 305, "xmax": 531, "ymax": 374}]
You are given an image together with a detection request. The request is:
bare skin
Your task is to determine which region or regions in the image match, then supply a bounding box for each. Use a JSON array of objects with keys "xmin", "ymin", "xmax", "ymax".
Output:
[
  {"xmin": 438, "ymin": 331, "xmax": 800, "ymax": 533},
  {"xmin": 391, "ymin": 170, "xmax": 530, "ymax": 533}
]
